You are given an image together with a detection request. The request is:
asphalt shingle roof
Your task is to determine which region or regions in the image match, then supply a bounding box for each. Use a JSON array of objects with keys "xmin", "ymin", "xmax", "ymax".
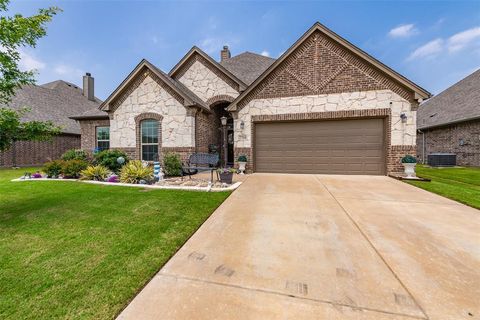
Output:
[
  {"xmin": 418, "ymin": 69, "xmax": 480, "ymax": 130},
  {"xmin": 220, "ymin": 52, "xmax": 276, "ymax": 85},
  {"xmin": 4, "ymin": 80, "xmax": 102, "ymax": 134}
]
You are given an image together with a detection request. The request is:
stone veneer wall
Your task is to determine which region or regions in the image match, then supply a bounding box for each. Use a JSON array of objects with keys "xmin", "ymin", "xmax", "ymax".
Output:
[
  {"xmin": 109, "ymin": 75, "xmax": 195, "ymax": 151},
  {"xmin": 234, "ymin": 90, "xmax": 417, "ymax": 174},
  {"xmin": 78, "ymin": 119, "xmax": 110, "ymax": 152},
  {"xmin": 177, "ymin": 60, "xmax": 239, "ymax": 102},
  {"xmin": 0, "ymin": 134, "xmax": 80, "ymax": 167},
  {"xmin": 417, "ymin": 120, "xmax": 480, "ymax": 166}
]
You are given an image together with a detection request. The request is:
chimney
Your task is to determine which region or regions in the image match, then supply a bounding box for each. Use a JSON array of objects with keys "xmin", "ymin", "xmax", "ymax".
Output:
[
  {"xmin": 220, "ymin": 45, "xmax": 231, "ymax": 62},
  {"xmin": 83, "ymin": 72, "xmax": 95, "ymax": 101}
]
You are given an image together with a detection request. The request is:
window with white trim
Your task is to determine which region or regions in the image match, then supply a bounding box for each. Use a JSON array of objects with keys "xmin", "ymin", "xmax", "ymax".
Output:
[
  {"xmin": 141, "ymin": 119, "xmax": 159, "ymax": 161},
  {"xmin": 96, "ymin": 126, "xmax": 110, "ymax": 151}
]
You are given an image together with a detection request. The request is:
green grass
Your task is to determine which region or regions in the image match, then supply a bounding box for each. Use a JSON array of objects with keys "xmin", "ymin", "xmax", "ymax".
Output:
[
  {"xmin": 405, "ymin": 165, "xmax": 480, "ymax": 209},
  {"xmin": 0, "ymin": 167, "xmax": 230, "ymax": 319}
]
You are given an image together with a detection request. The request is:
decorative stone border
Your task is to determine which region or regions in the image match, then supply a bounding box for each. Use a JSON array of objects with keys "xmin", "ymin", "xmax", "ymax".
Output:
[{"xmin": 11, "ymin": 177, "xmax": 240, "ymax": 192}]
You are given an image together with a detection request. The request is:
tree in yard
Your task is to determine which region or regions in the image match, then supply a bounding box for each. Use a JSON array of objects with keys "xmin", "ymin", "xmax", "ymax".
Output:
[{"xmin": 0, "ymin": 0, "xmax": 62, "ymax": 162}]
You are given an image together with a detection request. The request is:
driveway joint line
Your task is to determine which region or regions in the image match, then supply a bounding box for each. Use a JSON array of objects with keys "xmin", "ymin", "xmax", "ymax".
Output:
[
  {"xmin": 314, "ymin": 176, "xmax": 430, "ymax": 320},
  {"xmin": 158, "ymin": 272, "xmax": 427, "ymax": 320},
  {"xmin": 331, "ymin": 197, "xmax": 463, "ymax": 206}
]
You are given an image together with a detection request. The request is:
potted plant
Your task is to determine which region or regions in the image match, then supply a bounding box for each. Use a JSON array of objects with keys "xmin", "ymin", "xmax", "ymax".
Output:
[
  {"xmin": 217, "ymin": 168, "xmax": 236, "ymax": 184},
  {"xmin": 401, "ymin": 155, "xmax": 417, "ymax": 178},
  {"xmin": 237, "ymin": 155, "xmax": 247, "ymax": 174}
]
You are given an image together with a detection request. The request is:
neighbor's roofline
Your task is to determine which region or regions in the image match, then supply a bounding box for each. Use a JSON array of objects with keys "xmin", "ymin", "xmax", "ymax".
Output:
[
  {"xmin": 69, "ymin": 114, "xmax": 109, "ymax": 121},
  {"xmin": 418, "ymin": 115, "xmax": 480, "ymax": 130},
  {"xmin": 169, "ymin": 46, "xmax": 247, "ymax": 91},
  {"xmin": 100, "ymin": 59, "xmax": 205, "ymax": 112},
  {"xmin": 227, "ymin": 22, "xmax": 431, "ymax": 111}
]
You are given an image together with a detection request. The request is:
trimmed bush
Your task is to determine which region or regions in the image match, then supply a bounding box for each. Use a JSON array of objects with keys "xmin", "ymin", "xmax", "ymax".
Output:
[
  {"xmin": 163, "ymin": 152, "xmax": 182, "ymax": 177},
  {"xmin": 80, "ymin": 165, "xmax": 111, "ymax": 181},
  {"xmin": 43, "ymin": 160, "xmax": 64, "ymax": 178},
  {"xmin": 401, "ymin": 155, "xmax": 417, "ymax": 163},
  {"xmin": 61, "ymin": 159, "xmax": 89, "ymax": 178},
  {"xmin": 119, "ymin": 160, "xmax": 153, "ymax": 184},
  {"xmin": 61, "ymin": 149, "xmax": 88, "ymax": 161},
  {"xmin": 94, "ymin": 149, "xmax": 128, "ymax": 173}
]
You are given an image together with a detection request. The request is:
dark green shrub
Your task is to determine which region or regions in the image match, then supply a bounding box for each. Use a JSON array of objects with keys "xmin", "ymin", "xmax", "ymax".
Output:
[
  {"xmin": 43, "ymin": 160, "xmax": 64, "ymax": 178},
  {"xmin": 237, "ymin": 155, "xmax": 247, "ymax": 162},
  {"xmin": 61, "ymin": 149, "xmax": 88, "ymax": 161},
  {"xmin": 163, "ymin": 152, "xmax": 182, "ymax": 176},
  {"xmin": 61, "ymin": 159, "xmax": 89, "ymax": 178},
  {"xmin": 94, "ymin": 149, "xmax": 128, "ymax": 173},
  {"xmin": 401, "ymin": 155, "xmax": 417, "ymax": 163}
]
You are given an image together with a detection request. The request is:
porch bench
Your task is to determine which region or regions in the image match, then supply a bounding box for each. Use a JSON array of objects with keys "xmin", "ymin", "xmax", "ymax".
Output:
[{"xmin": 182, "ymin": 153, "xmax": 219, "ymax": 182}]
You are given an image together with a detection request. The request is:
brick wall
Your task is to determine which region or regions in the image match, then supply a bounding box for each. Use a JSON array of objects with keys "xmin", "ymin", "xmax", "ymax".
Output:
[
  {"xmin": 79, "ymin": 119, "xmax": 110, "ymax": 152},
  {"xmin": 195, "ymin": 111, "xmax": 216, "ymax": 153},
  {"xmin": 0, "ymin": 134, "xmax": 80, "ymax": 167},
  {"xmin": 417, "ymin": 120, "xmax": 480, "ymax": 166}
]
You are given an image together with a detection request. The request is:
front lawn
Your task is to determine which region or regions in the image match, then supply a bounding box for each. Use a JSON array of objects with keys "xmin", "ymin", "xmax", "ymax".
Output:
[
  {"xmin": 0, "ymin": 167, "xmax": 230, "ymax": 319},
  {"xmin": 405, "ymin": 165, "xmax": 480, "ymax": 209}
]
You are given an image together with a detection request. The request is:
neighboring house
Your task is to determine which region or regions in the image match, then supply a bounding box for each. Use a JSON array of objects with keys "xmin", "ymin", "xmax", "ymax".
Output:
[
  {"xmin": 417, "ymin": 69, "xmax": 480, "ymax": 166},
  {"xmin": 72, "ymin": 22, "xmax": 430, "ymax": 175},
  {"xmin": 0, "ymin": 73, "xmax": 101, "ymax": 167}
]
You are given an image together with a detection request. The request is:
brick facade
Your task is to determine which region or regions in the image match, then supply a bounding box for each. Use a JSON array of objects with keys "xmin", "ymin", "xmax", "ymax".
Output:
[
  {"xmin": 0, "ymin": 134, "xmax": 80, "ymax": 167},
  {"xmin": 417, "ymin": 120, "xmax": 480, "ymax": 166},
  {"xmin": 195, "ymin": 111, "xmax": 216, "ymax": 153},
  {"xmin": 79, "ymin": 119, "xmax": 110, "ymax": 152},
  {"xmin": 237, "ymin": 30, "xmax": 414, "ymax": 110}
]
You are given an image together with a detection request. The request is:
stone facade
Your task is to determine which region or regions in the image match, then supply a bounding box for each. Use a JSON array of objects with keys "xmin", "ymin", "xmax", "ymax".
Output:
[
  {"xmin": 110, "ymin": 75, "xmax": 195, "ymax": 150},
  {"xmin": 178, "ymin": 60, "xmax": 239, "ymax": 103},
  {"xmin": 417, "ymin": 120, "xmax": 480, "ymax": 166},
  {"xmin": 0, "ymin": 134, "xmax": 80, "ymax": 167},
  {"xmin": 234, "ymin": 90, "xmax": 416, "ymax": 148}
]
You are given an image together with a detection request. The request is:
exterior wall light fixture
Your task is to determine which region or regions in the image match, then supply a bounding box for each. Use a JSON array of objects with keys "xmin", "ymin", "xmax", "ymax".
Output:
[{"xmin": 400, "ymin": 113, "xmax": 408, "ymax": 123}]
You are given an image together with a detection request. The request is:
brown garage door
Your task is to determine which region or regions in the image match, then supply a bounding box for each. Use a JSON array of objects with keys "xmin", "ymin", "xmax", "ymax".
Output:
[{"xmin": 254, "ymin": 118, "xmax": 385, "ymax": 175}]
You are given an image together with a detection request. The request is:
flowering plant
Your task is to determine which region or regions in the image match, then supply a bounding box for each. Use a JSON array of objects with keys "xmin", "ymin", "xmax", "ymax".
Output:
[
  {"xmin": 216, "ymin": 167, "xmax": 236, "ymax": 174},
  {"xmin": 32, "ymin": 172, "xmax": 43, "ymax": 178},
  {"xmin": 107, "ymin": 175, "xmax": 119, "ymax": 183}
]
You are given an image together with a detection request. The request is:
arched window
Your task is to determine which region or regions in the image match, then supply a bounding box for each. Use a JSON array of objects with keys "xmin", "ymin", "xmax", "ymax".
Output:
[{"xmin": 141, "ymin": 119, "xmax": 159, "ymax": 161}]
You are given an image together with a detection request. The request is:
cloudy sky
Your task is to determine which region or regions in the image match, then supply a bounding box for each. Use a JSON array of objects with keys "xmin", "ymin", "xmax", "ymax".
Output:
[{"xmin": 7, "ymin": 0, "xmax": 480, "ymax": 99}]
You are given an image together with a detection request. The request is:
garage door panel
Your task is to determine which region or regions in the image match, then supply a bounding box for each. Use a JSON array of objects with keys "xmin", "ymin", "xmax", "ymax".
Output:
[{"xmin": 254, "ymin": 119, "xmax": 385, "ymax": 175}]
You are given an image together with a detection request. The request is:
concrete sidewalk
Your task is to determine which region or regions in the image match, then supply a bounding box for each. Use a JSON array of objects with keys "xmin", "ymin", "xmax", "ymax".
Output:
[{"xmin": 118, "ymin": 174, "xmax": 480, "ymax": 320}]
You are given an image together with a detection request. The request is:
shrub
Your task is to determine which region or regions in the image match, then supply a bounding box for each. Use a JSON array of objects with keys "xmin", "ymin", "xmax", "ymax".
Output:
[
  {"xmin": 94, "ymin": 149, "xmax": 128, "ymax": 173},
  {"xmin": 61, "ymin": 159, "xmax": 89, "ymax": 178},
  {"xmin": 163, "ymin": 152, "xmax": 182, "ymax": 177},
  {"xmin": 43, "ymin": 160, "xmax": 64, "ymax": 178},
  {"xmin": 119, "ymin": 160, "xmax": 153, "ymax": 184},
  {"xmin": 61, "ymin": 149, "xmax": 88, "ymax": 161},
  {"xmin": 80, "ymin": 165, "xmax": 111, "ymax": 181},
  {"xmin": 237, "ymin": 155, "xmax": 247, "ymax": 162},
  {"xmin": 32, "ymin": 172, "xmax": 43, "ymax": 178},
  {"xmin": 401, "ymin": 155, "xmax": 417, "ymax": 164}
]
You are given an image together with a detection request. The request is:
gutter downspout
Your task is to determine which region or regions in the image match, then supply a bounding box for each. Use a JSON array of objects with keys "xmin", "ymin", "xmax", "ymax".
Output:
[{"xmin": 418, "ymin": 129, "xmax": 425, "ymax": 164}]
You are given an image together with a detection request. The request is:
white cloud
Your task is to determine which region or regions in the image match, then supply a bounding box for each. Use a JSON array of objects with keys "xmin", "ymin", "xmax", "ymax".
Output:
[
  {"xmin": 261, "ymin": 50, "xmax": 270, "ymax": 57},
  {"xmin": 54, "ymin": 64, "xmax": 84, "ymax": 81},
  {"xmin": 408, "ymin": 38, "xmax": 443, "ymax": 60},
  {"xmin": 200, "ymin": 37, "xmax": 225, "ymax": 55},
  {"xmin": 18, "ymin": 49, "xmax": 46, "ymax": 71},
  {"xmin": 447, "ymin": 26, "xmax": 480, "ymax": 52},
  {"xmin": 388, "ymin": 24, "xmax": 418, "ymax": 38}
]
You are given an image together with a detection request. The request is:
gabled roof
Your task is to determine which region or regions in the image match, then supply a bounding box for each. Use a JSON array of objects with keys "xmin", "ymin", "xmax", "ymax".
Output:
[
  {"xmin": 169, "ymin": 46, "xmax": 247, "ymax": 91},
  {"xmin": 228, "ymin": 22, "xmax": 431, "ymax": 111},
  {"xmin": 7, "ymin": 80, "xmax": 102, "ymax": 134},
  {"xmin": 99, "ymin": 59, "xmax": 208, "ymax": 113},
  {"xmin": 220, "ymin": 52, "xmax": 276, "ymax": 85},
  {"xmin": 418, "ymin": 69, "xmax": 480, "ymax": 130}
]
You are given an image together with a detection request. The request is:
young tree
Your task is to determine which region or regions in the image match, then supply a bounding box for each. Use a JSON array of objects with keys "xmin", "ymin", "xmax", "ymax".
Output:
[{"xmin": 0, "ymin": 0, "xmax": 62, "ymax": 159}]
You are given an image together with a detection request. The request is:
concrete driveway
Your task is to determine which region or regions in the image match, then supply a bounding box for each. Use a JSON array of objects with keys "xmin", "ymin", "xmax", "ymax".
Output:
[{"xmin": 118, "ymin": 174, "xmax": 479, "ymax": 320}]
